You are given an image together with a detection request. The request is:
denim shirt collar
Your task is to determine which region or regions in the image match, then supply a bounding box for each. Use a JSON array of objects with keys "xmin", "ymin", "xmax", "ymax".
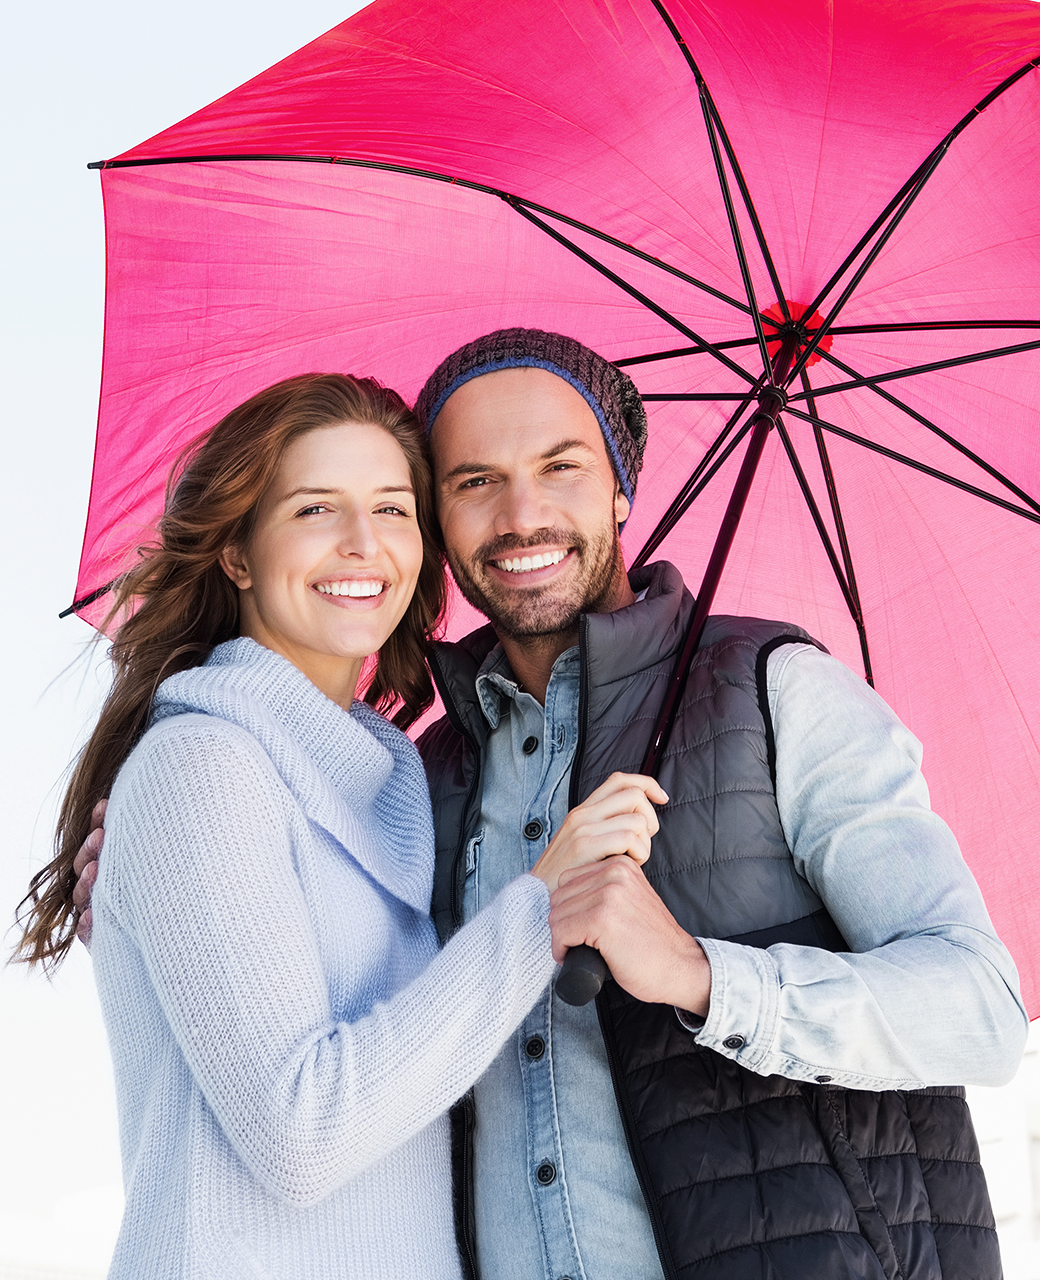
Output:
[{"xmin": 475, "ymin": 643, "xmax": 581, "ymax": 729}]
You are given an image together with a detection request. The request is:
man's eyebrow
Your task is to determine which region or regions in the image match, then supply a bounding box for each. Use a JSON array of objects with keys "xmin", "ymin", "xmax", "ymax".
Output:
[
  {"xmin": 542, "ymin": 438, "xmax": 596, "ymax": 460},
  {"xmin": 441, "ymin": 438, "xmax": 596, "ymax": 483}
]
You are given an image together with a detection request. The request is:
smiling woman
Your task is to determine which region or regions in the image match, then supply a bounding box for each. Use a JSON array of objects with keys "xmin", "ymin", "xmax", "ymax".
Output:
[
  {"xmin": 219, "ymin": 420, "xmax": 427, "ymax": 712},
  {"xmin": 12, "ymin": 369, "xmax": 662, "ymax": 1280},
  {"xmin": 16, "ymin": 373, "xmax": 447, "ymax": 971}
]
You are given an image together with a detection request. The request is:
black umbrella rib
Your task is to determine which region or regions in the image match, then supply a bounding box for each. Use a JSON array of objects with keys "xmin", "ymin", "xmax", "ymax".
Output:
[
  {"xmin": 784, "ymin": 404, "xmax": 1040, "ymax": 526},
  {"xmin": 774, "ymin": 416, "xmax": 874, "ymax": 684},
  {"xmin": 813, "ymin": 347, "xmax": 1040, "ymax": 516},
  {"xmin": 88, "ymin": 151, "xmax": 752, "ymax": 318},
  {"xmin": 632, "ymin": 417, "xmax": 757, "ymax": 567},
  {"xmin": 633, "ymin": 378, "xmax": 768, "ymax": 568},
  {"xmin": 641, "ymin": 393, "xmax": 754, "ymax": 400},
  {"xmin": 790, "ymin": 339, "xmax": 1040, "ymax": 400},
  {"xmin": 796, "ymin": 369, "xmax": 874, "ymax": 684},
  {"xmin": 502, "ymin": 196, "xmax": 758, "ymax": 385},
  {"xmin": 59, "ymin": 580, "xmax": 115, "ymax": 618},
  {"xmin": 507, "ymin": 199, "xmax": 751, "ymax": 315},
  {"xmin": 797, "ymin": 54, "xmax": 1040, "ymax": 357},
  {"xmin": 828, "ymin": 321, "xmax": 1040, "ymax": 336},
  {"xmin": 647, "ymin": 0, "xmax": 789, "ymax": 329},
  {"xmin": 615, "ymin": 337, "xmax": 761, "ymax": 367},
  {"xmin": 788, "ymin": 162, "xmax": 946, "ymax": 380},
  {"xmin": 692, "ymin": 83, "xmax": 775, "ymax": 376}
]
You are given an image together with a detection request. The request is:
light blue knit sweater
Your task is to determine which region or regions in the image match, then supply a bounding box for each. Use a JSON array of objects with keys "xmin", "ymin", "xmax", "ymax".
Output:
[{"xmin": 92, "ymin": 638, "xmax": 555, "ymax": 1279}]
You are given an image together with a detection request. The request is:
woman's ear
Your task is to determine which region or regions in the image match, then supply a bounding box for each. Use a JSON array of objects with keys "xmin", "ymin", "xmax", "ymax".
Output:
[{"xmin": 219, "ymin": 545, "xmax": 252, "ymax": 590}]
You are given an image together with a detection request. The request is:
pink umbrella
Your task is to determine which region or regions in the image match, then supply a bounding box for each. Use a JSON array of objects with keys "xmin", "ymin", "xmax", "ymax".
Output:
[{"xmin": 71, "ymin": 0, "xmax": 1040, "ymax": 1012}]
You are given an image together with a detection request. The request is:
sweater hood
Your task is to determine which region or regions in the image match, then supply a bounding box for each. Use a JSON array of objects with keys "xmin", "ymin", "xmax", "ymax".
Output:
[{"xmin": 153, "ymin": 637, "xmax": 434, "ymax": 914}]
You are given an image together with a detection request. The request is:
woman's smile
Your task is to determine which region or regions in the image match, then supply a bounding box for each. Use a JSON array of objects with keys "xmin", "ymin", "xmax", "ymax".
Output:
[{"xmin": 221, "ymin": 420, "xmax": 424, "ymax": 708}]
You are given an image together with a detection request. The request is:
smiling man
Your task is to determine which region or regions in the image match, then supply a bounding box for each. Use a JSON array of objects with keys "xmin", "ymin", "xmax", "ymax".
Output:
[
  {"xmin": 431, "ymin": 363, "xmax": 634, "ymax": 697},
  {"xmin": 413, "ymin": 328, "xmax": 1026, "ymax": 1280}
]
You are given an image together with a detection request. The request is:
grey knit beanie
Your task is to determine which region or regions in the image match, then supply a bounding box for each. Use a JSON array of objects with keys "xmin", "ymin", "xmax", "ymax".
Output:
[{"xmin": 415, "ymin": 328, "xmax": 648, "ymax": 508}]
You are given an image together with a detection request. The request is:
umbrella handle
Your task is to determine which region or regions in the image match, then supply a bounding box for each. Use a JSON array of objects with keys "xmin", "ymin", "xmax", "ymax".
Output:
[
  {"xmin": 555, "ymin": 944, "xmax": 610, "ymax": 1006},
  {"xmin": 553, "ymin": 381, "xmax": 789, "ymax": 1008}
]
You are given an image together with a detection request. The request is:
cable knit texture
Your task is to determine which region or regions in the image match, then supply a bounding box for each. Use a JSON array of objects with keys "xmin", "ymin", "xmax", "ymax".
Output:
[
  {"xmin": 415, "ymin": 327, "xmax": 648, "ymax": 506},
  {"xmin": 91, "ymin": 637, "xmax": 555, "ymax": 1280}
]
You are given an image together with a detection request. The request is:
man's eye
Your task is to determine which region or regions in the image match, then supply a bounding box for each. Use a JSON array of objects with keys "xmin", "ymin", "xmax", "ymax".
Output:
[{"xmin": 459, "ymin": 476, "xmax": 491, "ymax": 489}]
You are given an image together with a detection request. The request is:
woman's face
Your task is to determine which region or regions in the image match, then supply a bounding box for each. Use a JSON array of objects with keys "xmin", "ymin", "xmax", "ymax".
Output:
[{"xmin": 222, "ymin": 421, "xmax": 424, "ymax": 708}]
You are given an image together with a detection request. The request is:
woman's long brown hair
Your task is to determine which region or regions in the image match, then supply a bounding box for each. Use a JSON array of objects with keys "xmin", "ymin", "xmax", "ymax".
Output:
[{"xmin": 14, "ymin": 373, "xmax": 445, "ymax": 970}]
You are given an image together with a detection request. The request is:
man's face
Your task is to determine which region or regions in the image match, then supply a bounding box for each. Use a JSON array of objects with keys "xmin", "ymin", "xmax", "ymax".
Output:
[{"xmin": 432, "ymin": 367, "xmax": 632, "ymax": 639}]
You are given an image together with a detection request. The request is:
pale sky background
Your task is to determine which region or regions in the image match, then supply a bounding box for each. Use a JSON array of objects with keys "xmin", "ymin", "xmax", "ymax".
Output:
[
  {"xmin": 0, "ymin": 3, "xmax": 365, "ymax": 1274},
  {"xmin": 1, "ymin": 3, "xmax": 1037, "ymax": 1279}
]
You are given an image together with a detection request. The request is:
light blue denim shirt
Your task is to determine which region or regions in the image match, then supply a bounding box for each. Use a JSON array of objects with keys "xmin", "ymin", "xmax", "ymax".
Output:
[
  {"xmin": 463, "ymin": 639, "xmax": 1026, "ymax": 1280},
  {"xmin": 464, "ymin": 645, "xmax": 663, "ymax": 1280}
]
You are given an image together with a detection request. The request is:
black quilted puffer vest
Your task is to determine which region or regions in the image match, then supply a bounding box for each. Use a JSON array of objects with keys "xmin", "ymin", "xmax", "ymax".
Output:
[{"xmin": 420, "ymin": 561, "xmax": 999, "ymax": 1280}]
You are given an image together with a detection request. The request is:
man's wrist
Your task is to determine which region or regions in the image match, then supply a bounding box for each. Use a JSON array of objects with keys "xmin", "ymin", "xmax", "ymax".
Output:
[{"xmin": 670, "ymin": 935, "xmax": 711, "ymax": 1017}]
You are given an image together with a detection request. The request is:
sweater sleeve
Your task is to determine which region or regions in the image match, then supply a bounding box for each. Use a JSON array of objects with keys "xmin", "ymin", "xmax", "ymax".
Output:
[
  {"xmin": 691, "ymin": 644, "xmax": 1027, "ymax": 1090},
  {"xmin": 97, "ymin": 715, "xmax": 555, "ymax": 1206}
]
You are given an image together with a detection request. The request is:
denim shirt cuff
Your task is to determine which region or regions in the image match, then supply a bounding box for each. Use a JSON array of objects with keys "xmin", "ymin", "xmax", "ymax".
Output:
[{"xmin": 692, "ymin": 937, "xmax": 781, "ymax": 1071}]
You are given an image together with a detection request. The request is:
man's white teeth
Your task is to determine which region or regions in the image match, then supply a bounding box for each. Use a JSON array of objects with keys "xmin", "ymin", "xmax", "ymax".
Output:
[
  {"xmin": 315, "ymin": 581, "xmax": 385, "ymax": 597},
  {"xmin": 495, "ymin": 549, "xmax": 567, "ymax": 574}
]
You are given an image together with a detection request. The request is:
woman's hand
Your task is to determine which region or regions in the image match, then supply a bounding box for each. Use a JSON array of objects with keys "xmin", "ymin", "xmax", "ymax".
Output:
[
  {"xmin": 72, "ymin": 799, "xmax": 107, "ymax": 945},
  {"xmin": 530, "ymin": 772, "xmax": 667, "ymax": 893}
]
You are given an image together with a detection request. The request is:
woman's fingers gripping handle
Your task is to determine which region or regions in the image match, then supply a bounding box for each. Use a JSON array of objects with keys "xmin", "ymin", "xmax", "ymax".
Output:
[{"xmin": 530, "ymin": 773, "xmax": 668, "ymax": 894}]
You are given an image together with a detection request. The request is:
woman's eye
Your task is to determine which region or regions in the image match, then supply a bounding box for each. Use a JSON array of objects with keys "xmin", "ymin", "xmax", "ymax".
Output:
[
  {"xmin": 296, "ymin": 503, "xmax": 329, "ymax": 517},
  {"xmin": 376, "ymin": 504, "xmax": 409, "ymax": 517}
]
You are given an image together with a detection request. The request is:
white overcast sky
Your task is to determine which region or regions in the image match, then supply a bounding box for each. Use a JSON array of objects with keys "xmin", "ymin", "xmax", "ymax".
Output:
[{"xmin": 1, "ymin": 2, "xmax": 364, "ymax": 1273}]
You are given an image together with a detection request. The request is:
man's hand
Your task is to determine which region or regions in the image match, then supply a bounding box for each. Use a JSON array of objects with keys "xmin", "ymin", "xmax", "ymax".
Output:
[
  {"xmin": 72, "ymin": 799, "xmax": 107, "ymax": 946},
  {"xmin": 531, "ymin": 773, "xmax": 667, "ymax": 893},
  {"xmin": 549, "ymin": 856, "xmax": 712, "ymax": 1015}
]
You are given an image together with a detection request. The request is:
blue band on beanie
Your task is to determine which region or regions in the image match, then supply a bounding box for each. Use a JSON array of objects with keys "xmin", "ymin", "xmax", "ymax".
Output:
[{"xmin": 424, "ymin": 356, "xmax": 634, "ymax": 506}]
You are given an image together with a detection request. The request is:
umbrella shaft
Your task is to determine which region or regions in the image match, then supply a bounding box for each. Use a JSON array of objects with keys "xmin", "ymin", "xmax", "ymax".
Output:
[
  {"xmin": 556, "ymin": 353, "xmax": 794, "ymax": 1009},
  {"xmin": 640, "ymin": 403, "xmax": 775, "ymax": 775},
  {"xmin": 641, "ymin": 369, "xmax": 791, "ymax": 776}
]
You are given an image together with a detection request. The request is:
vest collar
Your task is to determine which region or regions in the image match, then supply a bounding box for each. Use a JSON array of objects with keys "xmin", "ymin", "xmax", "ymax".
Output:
[{"xmin": 429, "ymin": 561, "xmax": 693, "ymax": 737}]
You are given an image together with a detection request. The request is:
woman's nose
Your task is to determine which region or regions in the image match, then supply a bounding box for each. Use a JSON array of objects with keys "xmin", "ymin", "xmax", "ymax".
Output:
[{"xmin": 337, "ymin": 510, "xmax": 381, "ymax": 559}]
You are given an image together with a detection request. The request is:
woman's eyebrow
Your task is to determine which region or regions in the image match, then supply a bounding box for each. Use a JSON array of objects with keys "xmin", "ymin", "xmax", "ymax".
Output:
[{"xmin": 279, "ymin": 484, "xmax": 414, "ymax": 501}]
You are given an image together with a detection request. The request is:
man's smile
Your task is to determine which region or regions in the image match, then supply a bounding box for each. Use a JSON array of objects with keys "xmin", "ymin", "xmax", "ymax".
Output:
[{"xmin": 490, "ymin": 548, "xmax": 570, "ymax": 576}]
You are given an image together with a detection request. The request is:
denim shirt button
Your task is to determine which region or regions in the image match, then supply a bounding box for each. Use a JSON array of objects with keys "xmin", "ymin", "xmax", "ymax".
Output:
[
  {"xmin": 522, "ymin": 735, "xmax": 539, "ymax": 755},
  {"xmin": 525, "ymin": 1035, "xmax": 545, "ymax": 1060},
  {"xmin": 536, "ymin": 1161, "xmax": 557, "ymax": 1185},
  {"xmin": 524, "ymin": 819, "xmax": 544, "ymax": 840},
  {"xmin": 722, "ymin": 1034, "xmax": 745, "ymax": 1050}
]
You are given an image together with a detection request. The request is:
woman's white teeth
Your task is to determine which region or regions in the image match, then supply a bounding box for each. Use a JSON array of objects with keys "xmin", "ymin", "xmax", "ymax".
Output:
[
  {"xmin": 315, "ymin": 581, "xmax": 385, "ymax": 597},
  {"xmin": 496, "ymin": 549, "xmax": 567, "ymax": 574}
]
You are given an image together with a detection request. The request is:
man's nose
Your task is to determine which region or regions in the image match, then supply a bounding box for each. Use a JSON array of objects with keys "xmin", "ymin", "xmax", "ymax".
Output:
[{"xmin": 494, "ymin": 477, "xmax": 550, "ymax": 537}]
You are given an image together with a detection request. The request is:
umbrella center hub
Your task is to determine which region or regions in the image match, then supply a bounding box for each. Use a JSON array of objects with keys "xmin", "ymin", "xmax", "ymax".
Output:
[{"xmin": 763, "ymin": 301, "xmax": 833, "ymax": 370}]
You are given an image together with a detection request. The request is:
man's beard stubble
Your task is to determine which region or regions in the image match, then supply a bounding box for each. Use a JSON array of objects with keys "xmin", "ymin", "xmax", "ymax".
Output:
[{"xmin": 445, "ymin": 523, "xmax": 628, "ymax": 642}]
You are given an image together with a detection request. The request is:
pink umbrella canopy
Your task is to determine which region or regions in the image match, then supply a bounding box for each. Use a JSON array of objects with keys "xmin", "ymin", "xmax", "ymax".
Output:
[{"xmin": 76, "ymin": 0, "xmax": 1040, "ymax": 1011}]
